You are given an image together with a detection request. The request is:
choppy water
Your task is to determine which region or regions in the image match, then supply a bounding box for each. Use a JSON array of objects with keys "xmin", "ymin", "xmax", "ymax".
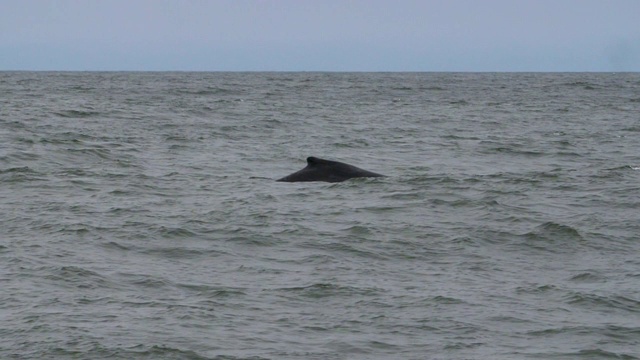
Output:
[{"xmin": 1, "ymin": 72, "xmax": 640, "ymax": 359}]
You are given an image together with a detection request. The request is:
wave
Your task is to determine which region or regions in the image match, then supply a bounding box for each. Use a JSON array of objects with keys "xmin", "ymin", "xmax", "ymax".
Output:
[
  {"xmin": 564, "ymin": 292, "xmax": 640, "ymax": 313},
  {"xmin": 54, "ymin": 109, "xmax": 101, "ymax": 118},
  {"xmin": 0, "ymin": 166, "xmax": 45, "ymax": 182},
  {"xmin": 516, "ymin": 222, "xmax": 584, "ymax": 252},
  {"xmin": 45, "ymin": 266, "xmax": 115, "ymax": 290},
  {"xmin": 275, "ymin": 283, "xmax": 381, "ymax": 299}
]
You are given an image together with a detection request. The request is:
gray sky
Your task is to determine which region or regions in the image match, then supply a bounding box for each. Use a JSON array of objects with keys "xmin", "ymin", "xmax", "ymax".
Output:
[{"xmin": 1, "ymin": 0, "xmax": 639, "ymax": 71}]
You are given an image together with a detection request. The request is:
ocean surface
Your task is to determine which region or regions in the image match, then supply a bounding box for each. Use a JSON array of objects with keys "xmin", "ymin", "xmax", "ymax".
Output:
[{"xmin": 1, "ymin": 72, "xmax": 639, "ymax": 360}]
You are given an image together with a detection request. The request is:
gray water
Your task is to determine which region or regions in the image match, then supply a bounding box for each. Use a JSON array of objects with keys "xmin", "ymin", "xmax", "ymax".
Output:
[{"xmin": 1, "ymin": 72, "xmax": 639, "ymax": 359}]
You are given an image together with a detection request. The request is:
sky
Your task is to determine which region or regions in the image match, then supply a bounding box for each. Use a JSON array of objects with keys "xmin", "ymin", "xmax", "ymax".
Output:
[{"xmin": 1, "ymin": 0, "xmax": 639, "ymax": 72}]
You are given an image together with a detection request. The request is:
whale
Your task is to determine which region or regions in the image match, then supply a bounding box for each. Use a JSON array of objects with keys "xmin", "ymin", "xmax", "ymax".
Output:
[{"xmin": 277, "ymin": 157, "xmax": 385, "ymax": 183}]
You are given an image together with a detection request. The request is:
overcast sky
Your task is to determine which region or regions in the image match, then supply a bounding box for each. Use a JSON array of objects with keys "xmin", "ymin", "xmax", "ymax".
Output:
[{"xmin": 1, "ymin": 0, "xmax": 639, "ymax": 71}]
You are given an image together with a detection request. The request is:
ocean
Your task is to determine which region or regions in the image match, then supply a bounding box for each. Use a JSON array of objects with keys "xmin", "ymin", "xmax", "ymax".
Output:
[{"xmin": 1, "ymin": 72, "xmax": 639, "ymax": 359}]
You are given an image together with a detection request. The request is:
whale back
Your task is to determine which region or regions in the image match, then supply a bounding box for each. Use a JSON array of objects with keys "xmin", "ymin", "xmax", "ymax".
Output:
[{"xmin": 277, "ymin": 157, "xmax": 385, "ymax": 183}]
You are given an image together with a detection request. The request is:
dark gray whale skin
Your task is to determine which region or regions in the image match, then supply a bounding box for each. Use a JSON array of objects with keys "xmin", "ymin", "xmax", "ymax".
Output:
[{"xmin": 277, "ymin": 157, "xmax": 385, "ymax": 183}]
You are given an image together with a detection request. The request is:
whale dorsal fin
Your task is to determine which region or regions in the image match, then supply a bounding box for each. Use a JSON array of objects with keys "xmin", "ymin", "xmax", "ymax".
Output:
[{"xmin": 307, "ymin": 157, "xmax": 324, "ymax": 166}]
